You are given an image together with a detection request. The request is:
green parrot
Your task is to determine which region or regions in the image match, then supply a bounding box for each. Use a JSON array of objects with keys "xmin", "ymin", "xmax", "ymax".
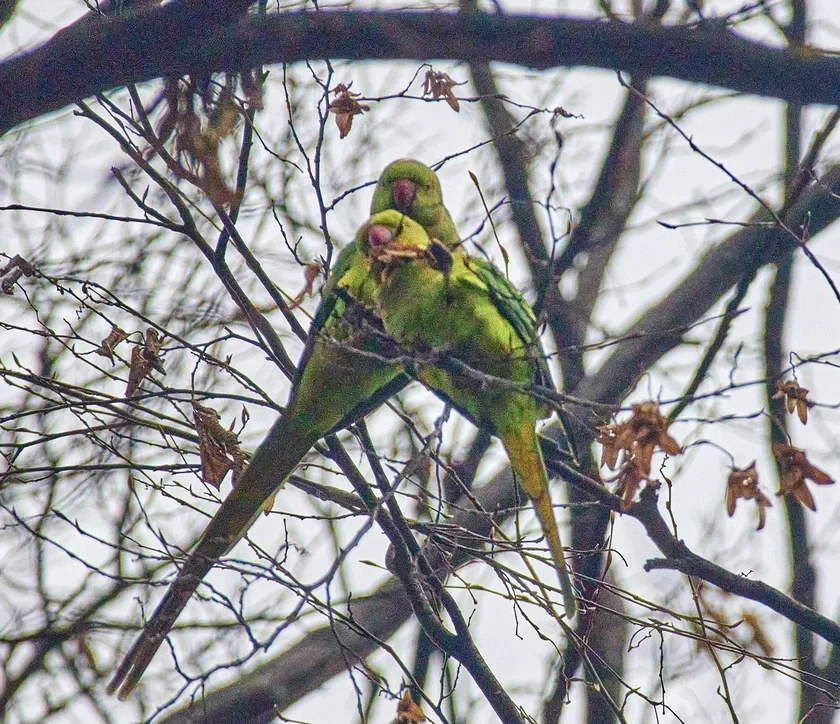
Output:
[
  {"xmin": 108, "ymin": 161, "xmax": 459, "ymax": 699},
  {"xmin": 362, "ymin": 213, "xmax": 577, "ymax": 617}
]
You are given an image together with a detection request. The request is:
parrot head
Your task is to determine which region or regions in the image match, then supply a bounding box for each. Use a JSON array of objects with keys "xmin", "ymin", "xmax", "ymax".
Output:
[
  {"xmin": 359, "ymin": 210, "xmax": 431, "ymax": 265},
  {"xmin": 360, "ymin": 210, "xmax": 453, "ymax": 278},
  {"xmin": 370, "ymin": 159, "xmax": 444, "ymax": 228}
]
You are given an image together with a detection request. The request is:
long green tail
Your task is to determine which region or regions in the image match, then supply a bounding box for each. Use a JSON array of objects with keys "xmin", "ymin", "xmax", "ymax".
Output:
[
  {"xmin": 107, "ymin": 414, "xmax": 317, "ymax": 699},
  {"xmin": 109, "ymin": 340, "xmax": 405, "ymax": 698},
  {"xmin": 502, "ymin": 423, "xmax": 577, "ymax": 618}
]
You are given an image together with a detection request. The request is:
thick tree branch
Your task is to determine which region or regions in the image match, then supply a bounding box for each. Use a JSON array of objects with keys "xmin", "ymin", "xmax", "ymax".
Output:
[
  {"xmin": 577, "ymin": 163, "xmax": 840, "ymax": 406},
  {"xmin": 4, "ymin": 10, "xmax": 840, "ymax": 134}
]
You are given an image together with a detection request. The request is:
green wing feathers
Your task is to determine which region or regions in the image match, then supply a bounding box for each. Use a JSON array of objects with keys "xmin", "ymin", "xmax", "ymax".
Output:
[{"xmin": 466, "ymin": 256, "xmax": 553, "ymax": 393}]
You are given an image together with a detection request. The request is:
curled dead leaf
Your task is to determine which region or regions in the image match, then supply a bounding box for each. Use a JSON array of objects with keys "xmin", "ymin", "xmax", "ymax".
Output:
[
  {"xmin": 193, "ymin": 401, "xmax": 244, "ymax": 489},
  {"xmin": 396, "ymin": 689, "xmax": 426, "ymax": 723},
  {"xmin": 1, "ymin": 254, "xmax": 35, "ymax": 295},
  {"xmin": 328, "ymin": 83, "xmax": 369, "ymax": 139},
  {"xmin": 596, "ymin": 424, "xmax": 620, "ymax": 470},
  {"xmin": 597, "ymin": 402, "xmax": 681, "ymax": 507},
  {"xmin": 290, "ymin": 262, "xmax": 322, "ymax": 309},
  {"xmin": 725, "ymin": 462, "xmax": 772, "ymax": 530},
  {"xmin": 148, "ymin": 77, "xmax": 243, "ymax": 205},
  {"xmin": 772, "ymin": 442, "xmax": 834, "ymax": 511},
  {"xmin": 772, "ymin": 378, "xmax": 812, "ymax": 424},
  {"xmin": 94, "ymin": 326, "xmax": 129, "ymax": 364},
  {"xmin": 125, "ymin": 329, "xmax": 165, "ymax": 397},
  {"xmin": 423, "ymin": 69, "xmax": 465, "ymax": 112}
]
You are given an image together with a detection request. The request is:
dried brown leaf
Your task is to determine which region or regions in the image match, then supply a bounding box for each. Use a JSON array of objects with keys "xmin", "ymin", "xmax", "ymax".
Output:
[
  {"xmin": 633, "ymin": 441, "xmax": 655, "ymax": 477},
  {"xmin": 725, "ymin": 462, "xmax": 771, "ymax": 530},
  {"xmin": 773, "ymin": 379, "xmax": 812, "ymax": 425},
  {"xmin": 396, "ymin": 690, "xmax": 426, "ymax": 724},
  {"xmin": 193, "ymin": 401, "xmax": 243, "ymax": 489},
  {"xmin": 125, "ymin": 346, "xmax": 151, "ymax": 398},
  {"xmin": 772, "ymin": 442, "xmax": 834, "ymax": 511},
  {"xmin": 423, "ymin": 69, "xmax": 464, "ymax": 112},
  {"xmin": 143, "ymin": 328, "xmax": 166, "ymax": 375},
  {"xmin": 658, "ymin": 430, "xmax": 681, "ymax": 456},
  {"xmin": 290, "ymin": 262, "xmax": 322, "ymax": 309},
  {"xmin": 328, "ymin": 83, "xmax": 369, "ymax": 139},
  {"xmin": 94, "ymin": 326, "xmax": 129, "ymax": 364},
  {"xmin": 1, "ymin": 254, "xmax": 35, "ymax": 294},
  {"xmin": 125, "ymin": 329, "xmax": 165, "ymax": 397},
  {"xmin": 596, "ymin": 424, "xmax": 620, "ymax": 470},
  {"xmin": 615, "ymin": 460, "xmax": 645, "ymax": 511},
  {"xmin": 741, "ymin": 611, "xmax": 775, "ymax": 657}
]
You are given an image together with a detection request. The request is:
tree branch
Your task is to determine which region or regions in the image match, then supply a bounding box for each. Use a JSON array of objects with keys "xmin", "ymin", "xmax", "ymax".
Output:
[
  {"xmin": 4, "ymin": 10, "xmax": 840, "ymax": 134},
  {"xmin": 577, "ymin": 163, "xmax": 840, "ymax": 407}
]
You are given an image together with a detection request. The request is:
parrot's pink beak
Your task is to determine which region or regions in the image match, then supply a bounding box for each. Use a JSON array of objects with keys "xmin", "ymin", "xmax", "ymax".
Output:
[
  {"xmin": 391, "ymin": 178, "xmax": 417, "ymax": 211},
  {"xmin": 367, "ymin": 224, "xmax": 394, "ymax": 248}
]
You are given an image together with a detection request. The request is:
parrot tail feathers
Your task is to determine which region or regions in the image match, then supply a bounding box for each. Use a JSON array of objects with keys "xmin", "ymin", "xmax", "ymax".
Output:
[
  {"xmin": 107, "ymin": 538, "xmax": 223, "ymax": 699},
  {"xmin": 108, "ymin": 419, "xmax": 317, "ymax": 698},
  {"xmin": 503, "ymin": 422, "xmax": 577, "ymax": 618}
]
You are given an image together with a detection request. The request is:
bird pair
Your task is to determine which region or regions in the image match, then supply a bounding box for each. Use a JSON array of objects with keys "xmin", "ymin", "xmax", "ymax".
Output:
[{"xmin": 108, "ymin": 159, "xmax": 575, "ymax": 699}]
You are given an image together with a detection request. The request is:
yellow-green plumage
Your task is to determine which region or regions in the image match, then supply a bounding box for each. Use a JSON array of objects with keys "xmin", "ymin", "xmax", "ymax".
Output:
[
  {"xmin": 108, "ymin": 161, "xmax": 459, "ymax": 699},
  {"xmin": 361, "ymin": 213, "xmax": 576, "ymax": 616}
]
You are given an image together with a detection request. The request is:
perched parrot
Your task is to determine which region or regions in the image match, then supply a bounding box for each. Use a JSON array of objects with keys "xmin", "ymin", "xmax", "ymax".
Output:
[
  {"xmin": 108, "ymin": 161, "xmax": 459, "ymax": 699},
  {"xmin": 362, "ymin": 213, "xmax": 577, "ymax": 617}
]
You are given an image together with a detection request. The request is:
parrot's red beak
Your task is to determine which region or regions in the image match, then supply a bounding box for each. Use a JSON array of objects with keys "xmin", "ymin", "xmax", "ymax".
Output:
[
  {"xmin": 391, "ymin": 178, "xmax": 417, "ymax": 212},
  {"xmin": 367, "ymin": 224, "xmax": 394, "ymax": 248}
]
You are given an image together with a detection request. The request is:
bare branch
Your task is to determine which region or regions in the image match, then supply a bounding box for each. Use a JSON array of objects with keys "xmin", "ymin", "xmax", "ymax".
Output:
[{"xmin": 4, "ymin": 10, "xmax": 840, "ymax": 134}]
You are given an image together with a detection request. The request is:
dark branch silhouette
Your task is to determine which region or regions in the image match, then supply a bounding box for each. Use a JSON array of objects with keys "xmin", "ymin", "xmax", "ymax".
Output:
[{"xmin": 4, "ymin": 9, "xmax": 840, "ymax": 134}]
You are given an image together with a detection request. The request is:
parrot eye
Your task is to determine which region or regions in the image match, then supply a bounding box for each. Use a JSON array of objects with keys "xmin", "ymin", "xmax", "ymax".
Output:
[
  {"xmin": 391, "ymin": 178, "xmax": 417, "ymax": 211},
  {"xmin": 367, "ymin": 224, "xmax": 394, "ymax": 248}
]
